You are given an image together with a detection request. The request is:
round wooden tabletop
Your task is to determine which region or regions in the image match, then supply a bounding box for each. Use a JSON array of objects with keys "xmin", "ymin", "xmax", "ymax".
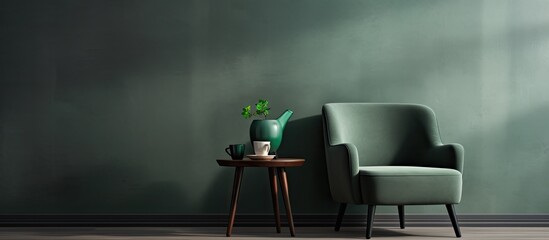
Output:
[{"xmin": 217, "ymin": 158, "xmax": 305, "ymax": 167}]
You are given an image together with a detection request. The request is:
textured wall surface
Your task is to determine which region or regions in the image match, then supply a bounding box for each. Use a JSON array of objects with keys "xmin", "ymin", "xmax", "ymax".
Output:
[{"xmin": 1, "ymin": 0, "xmax": 549, "ymax": 214}]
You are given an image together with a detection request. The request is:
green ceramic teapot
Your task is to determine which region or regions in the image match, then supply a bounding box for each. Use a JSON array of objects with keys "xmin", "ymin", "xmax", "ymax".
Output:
[{"xmin": 249, "ymin": 110, "xmax": 293, "ymax": 155}]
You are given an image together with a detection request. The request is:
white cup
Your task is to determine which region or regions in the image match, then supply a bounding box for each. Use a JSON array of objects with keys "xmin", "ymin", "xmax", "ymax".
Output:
[{"xmin": 253, "ymin": 141, "xmax": 271, "ymax": 156}]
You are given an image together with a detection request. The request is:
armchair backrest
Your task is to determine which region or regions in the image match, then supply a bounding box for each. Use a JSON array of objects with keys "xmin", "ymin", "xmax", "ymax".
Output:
[{"xmin": 323, "ymin": 103, "xmax": 442, "ymax": 166}]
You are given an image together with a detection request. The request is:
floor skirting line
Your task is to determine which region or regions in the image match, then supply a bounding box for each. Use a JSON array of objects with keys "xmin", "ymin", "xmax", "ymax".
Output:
[{"xmin": 1, "ymin": 214, "xmax": 549, "ymax": 227}]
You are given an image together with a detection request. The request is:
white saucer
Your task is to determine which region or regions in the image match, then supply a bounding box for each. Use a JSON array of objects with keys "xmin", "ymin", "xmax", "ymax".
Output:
[{"xmin": 247, "ymin": 155, "xmax": 276, "ymax": 160}]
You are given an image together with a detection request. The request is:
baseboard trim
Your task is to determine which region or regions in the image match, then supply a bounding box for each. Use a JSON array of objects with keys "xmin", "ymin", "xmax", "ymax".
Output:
[{"xmin": 1, "ymin": 214, "xmax": 548, "ymax": 227}]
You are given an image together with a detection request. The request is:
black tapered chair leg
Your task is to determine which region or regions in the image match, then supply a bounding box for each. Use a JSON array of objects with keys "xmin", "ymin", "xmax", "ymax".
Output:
[
  {"xmin": 398, "ymin": 205, "xmax": 405, "ymax": 229},
  {"xmin": 445, "ymin": 204, "xmax": 462, "ymax": 238},
  {"xmin": 335, "ymin": 203, "xmax": 347, "ymax": 231},
  {"xmin": 366, "ymin": 205, "xmax": 376, "ymax": 239}
]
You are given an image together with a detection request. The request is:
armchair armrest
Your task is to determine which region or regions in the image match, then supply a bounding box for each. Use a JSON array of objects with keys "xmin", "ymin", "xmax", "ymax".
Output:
[
  {"xmin": 423, "ymin": 143, "xmax": 464, "ymax": 173},
  {"xmin": 327, "ymin": 143, "xmax": 360, "ymax": 174},
  {"xmin": 325, "ymin": 143, "xmax": 362, "ymax": 203}
]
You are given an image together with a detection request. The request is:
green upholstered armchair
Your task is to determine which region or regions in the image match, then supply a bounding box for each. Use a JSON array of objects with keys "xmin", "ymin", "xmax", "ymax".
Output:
[{"xmin": 322, "ymin": 103, "xmax": 463, "ymax": 239}]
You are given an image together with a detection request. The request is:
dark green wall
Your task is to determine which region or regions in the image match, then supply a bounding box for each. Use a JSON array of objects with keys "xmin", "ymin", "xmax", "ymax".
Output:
[{"xmin": 1, "ymin": 0, "xmax": 549, "ymax": 214}]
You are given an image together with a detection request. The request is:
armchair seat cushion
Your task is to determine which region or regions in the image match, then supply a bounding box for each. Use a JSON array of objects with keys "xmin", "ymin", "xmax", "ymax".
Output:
[{"xmin": 359, "ymin": 166, "xmax": 462, "ymax": 205}]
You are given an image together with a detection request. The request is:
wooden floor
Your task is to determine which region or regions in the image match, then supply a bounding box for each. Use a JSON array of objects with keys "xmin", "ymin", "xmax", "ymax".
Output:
[{"xmin": 0, "ymin": 227, "xmax": 548, "ymax": 239}]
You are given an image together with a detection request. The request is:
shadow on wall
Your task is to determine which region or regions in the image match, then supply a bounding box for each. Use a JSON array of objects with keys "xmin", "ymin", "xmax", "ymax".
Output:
[{"xmin": 277, "ymin": 115, "xmax": 336, "ymax": 213}]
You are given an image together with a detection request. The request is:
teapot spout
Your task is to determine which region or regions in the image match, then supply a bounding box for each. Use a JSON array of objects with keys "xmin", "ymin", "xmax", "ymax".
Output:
[{"xmin": 277, "ymin": 109, "xmax": 293, "ymax": 131}]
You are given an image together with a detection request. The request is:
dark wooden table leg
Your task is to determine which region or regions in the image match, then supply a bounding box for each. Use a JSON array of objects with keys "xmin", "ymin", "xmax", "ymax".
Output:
[
  {"xmin": 226, "ymin": 167, "xmax": 244, "ymax": 237},
  {"xmin": 278, "ymin": 167, "xmax": 295, "ymax": 237},
  {"xmin": 269, "ymin": 167, "xmax": 281, "ymax": 233}
]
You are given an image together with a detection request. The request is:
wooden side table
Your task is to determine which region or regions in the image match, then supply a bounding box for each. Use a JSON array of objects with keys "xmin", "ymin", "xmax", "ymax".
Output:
[{"xmin": 217, "ymin": 158, "xmax": 305, "ymax": 237}]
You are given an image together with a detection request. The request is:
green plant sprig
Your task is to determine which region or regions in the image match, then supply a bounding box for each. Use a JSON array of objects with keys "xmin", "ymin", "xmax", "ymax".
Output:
[{"xmin": 242, "ymin": 99, "xmax": 271, "ymax": 120}]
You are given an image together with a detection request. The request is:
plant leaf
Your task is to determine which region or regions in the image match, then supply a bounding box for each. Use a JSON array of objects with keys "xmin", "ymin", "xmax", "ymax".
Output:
[
  {"xmin": 242, "ymin": 99, "xmax": 270, "ymax": 120},
  {"xmin": 242, "ymin": 105, "xmax": 252, "ymax": 119}
]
